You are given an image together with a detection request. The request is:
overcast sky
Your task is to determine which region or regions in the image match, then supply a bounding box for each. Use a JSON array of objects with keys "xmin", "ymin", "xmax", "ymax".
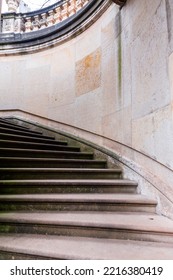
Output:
[{"xmin": 2, "ymin": 0, "xmax": 58, "ymax": 12}]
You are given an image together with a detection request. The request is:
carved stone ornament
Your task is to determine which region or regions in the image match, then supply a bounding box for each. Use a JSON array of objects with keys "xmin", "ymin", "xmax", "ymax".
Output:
[
  {"xmin": 3, "ymin": 18, "xmax": 14, "ymax": 32},
  {"xmin": 111, "ymin": 0, "xmax": 127, "ymax": 6},
  {"xmin": 6, "ymin": 0, "xmax": 20, "ymax": 13}
]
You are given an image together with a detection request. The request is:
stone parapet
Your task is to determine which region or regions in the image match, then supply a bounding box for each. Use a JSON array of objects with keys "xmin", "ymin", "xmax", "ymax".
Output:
[
  {"xmin": 0, "ymin": 0, "xmax": 111, "ymax": 53},
  {"xmin": 1, "ymin": 0, "xmax": 90, "ymax": 34}
]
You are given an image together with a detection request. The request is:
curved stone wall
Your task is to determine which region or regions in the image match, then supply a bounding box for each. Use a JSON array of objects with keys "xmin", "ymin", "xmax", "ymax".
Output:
[{"xmin": 0, "ymin": 0, "xmax": 173, "ymax": 218}]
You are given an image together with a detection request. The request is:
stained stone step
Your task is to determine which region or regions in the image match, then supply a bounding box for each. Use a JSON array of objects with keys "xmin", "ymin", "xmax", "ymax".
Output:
[
  {"xmin": 0, "ymin": 194, "xmax": 157, "ymax": 212},
  {"xmin": 0, "ymin": 157, "xmax": 106, "ymax": 168},
  {"xmin": 0, "ymin": 140, "xmax": 80, "ymax": 152},
  {"xmin": 0, "ymin": 132, "xmax": 68, "ymax": 146},
  {"xmin": 0, "ymin": 234, "xmax": 173, "ymax": 260},
  {"xmin": 0, "ymin": 148, "xmax": 94, "ymax": 159},
  {"xmin": 0, "ymin": 127, "xmax": 55, "ymax": 139},
  {"xmin": 0, "ymin": 168, "xmax": 122, "ymax": 180},
  {"xmin": 0, "ymin": 179, "xmax": 137, "ymax": 194},
  {"xmin": 0, "ymin": 122, "xmax": 31, "ymax": 133},
  {"xmin": 0, "ymin": 212, "xmax": 173, "ymax": 243}
]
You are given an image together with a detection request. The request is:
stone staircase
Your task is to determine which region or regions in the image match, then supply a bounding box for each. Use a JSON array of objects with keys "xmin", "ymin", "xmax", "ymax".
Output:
[{"xmin": 0, "ymin": 117, "xmax": 173, "ymax": 259}]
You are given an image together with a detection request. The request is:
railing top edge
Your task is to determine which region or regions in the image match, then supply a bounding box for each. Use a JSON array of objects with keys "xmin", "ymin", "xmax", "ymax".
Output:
[{"xmin": 1, "ymin": 0, "xmax": 66, "ymax": 18}]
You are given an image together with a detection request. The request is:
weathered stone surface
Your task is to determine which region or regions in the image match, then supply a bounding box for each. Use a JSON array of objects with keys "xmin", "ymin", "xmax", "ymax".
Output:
[{"xmin": 75, "ymin": 48, "xmax": 101, "ymax": 96}]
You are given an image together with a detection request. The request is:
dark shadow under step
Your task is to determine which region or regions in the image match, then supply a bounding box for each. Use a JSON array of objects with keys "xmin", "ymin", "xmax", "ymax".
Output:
[
  {"xmin": 0, "ymin": 158, "xmax": 106, "ymax": 168},
  {"xmin": 0, "ymin": 140, "xmax": 80, "ymax": 152},
  {"xmin": 0, "ymin": 148, "xmax": 94, "ymax": 159},
  {"xmin": 0, "ymin": 122, "xmax": 31, "ymax": 133},
  {"xmin": 0, "ymin": 168, "xmax": 122, "ymax": 180},
  {"xmin": 0, "ymin": 127, "xmax": 54, "ymax": 140},
  {"xmin": 0, "ymin": 118, "xmax": 29, "ymax": 130},
  {"xmin": 0, "ymin": 132, "xmax": 68, "ymax": 145}
]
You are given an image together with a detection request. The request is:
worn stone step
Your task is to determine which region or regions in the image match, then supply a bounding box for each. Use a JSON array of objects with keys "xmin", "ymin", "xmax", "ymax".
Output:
[
  {"xmin": 0, "ymin": 140, "xmax": 80, "ymax": 152},
  {"xmin": 0, "ymin": 179, "xmax": 137, "ymax": 194},
  {"xmin": 0, "ymin": 148, "xmax": 94, "ymax": 159},
  {"xmin": 0, "ymin": 157, "xmax": 106, "ymax": 169},
  {"xmin": 0, "ymin": 212, "xmax": 173, "ymax": 243},
  {"xmin": 0, "ymin": 168, "xmax": 121, "ymax": 180},
  {"xmin": 0, "ymin": 122, "xmax": 31, "ymax": 133},
  {"xmin": 0, "ymin": 234, "xmax": 173, "ymax": 260},
  {"xmin": 0, "ymin": 132, "xmax": 68, "ymax": 146},
  {"xmin": 0, "ymin": 194, "xmax": 156, "ymax": 212},
  {"xmin": 0, "ymin": 127, "xmax": 55, "ymax": 140}
]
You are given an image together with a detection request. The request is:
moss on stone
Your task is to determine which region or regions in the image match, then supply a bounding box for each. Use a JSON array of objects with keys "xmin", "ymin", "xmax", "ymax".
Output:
[{"xmin": 118, "ymin": 13, "xmax": 122, "ymax": 96}]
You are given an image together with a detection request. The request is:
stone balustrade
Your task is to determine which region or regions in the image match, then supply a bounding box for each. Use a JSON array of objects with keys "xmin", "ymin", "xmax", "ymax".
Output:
[{"xmin": 1, "ymin": 0, "xmax": 90, "ymax": 34}]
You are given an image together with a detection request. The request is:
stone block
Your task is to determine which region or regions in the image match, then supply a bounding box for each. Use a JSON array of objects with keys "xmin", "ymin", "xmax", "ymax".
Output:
[
  {"xmin": 74, "ymin": 88, "xmax": 102, "ymax": 134},
  {"xmin": 102, "ymin": 106, "xmax": 132, "ymax": 146},
  {"xmin": 75, "ymin": 48, "xmax": 101, "ymax": 96}
]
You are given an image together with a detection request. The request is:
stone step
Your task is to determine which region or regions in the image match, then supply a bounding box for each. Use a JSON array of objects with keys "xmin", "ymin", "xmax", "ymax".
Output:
[
  {"xmin": 1, "ymin": 234, "xmax": 173, "ymax": 260},
  {"xmin": 0, "ymin": 121, "xmax": 31, "ymax": 133},
  {"xmin": 0, "ymin": 179, "xmax": 137, "ymax": 194},
  {"xmin": 0, "ymin": 194, "xmax": 156, "ymax": 212},
  {"xmin": 0, "ymin": 127, "xmax": 55, "ymax": 140},
  {"xmin": 0, "ymin": 140, "xmax": 80, "ymax": 152},
  {"xmin": 0, "ymin": 212, "xmax": 173, "ymax": 243},
  {"xmin": 0, "ymin": 148, "xmax": 94, "ymax": 159},
  {"xmin": 0, "ymin": 157, "xmax": 106, "ymax": 169},
  {"xmin": 0, "ymin": 168, "xmax": 121, "ymax": 180},
  {"xmin": 1, "ymin": 119, "xmax": 171, "ymax": 260},
  {"xmin": 0, "ymin": 132, "xmax": 68, "ymax": 146},
  {"xmin": 0, "ymin": 118, "xmax": 29, "ymax": 130}
]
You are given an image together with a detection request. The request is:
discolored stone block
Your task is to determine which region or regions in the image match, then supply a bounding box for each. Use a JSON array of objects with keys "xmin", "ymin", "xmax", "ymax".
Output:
[{"xmin": 75, "ymin": 48, "xmax": 101, "ymax": 96}]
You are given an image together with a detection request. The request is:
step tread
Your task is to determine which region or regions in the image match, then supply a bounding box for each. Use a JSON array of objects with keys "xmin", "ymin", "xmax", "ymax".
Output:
[
  {"xmin": 0, "ymin": 157, "xmax": 106, "ymax": 163},
  {"xmin": 0, "ymin": 212, "xmax": 173, "ymax": 234},
  {"xmin": 0, "ymin": 147, "xmax": 92, "ymax": 155},
  {"xmin": 0, "ymin": 167, "xmax": 120, "ymax": 171},
  {"xmin": 0, "ymin": 139, "xmax": 79, "ymax": 150},
  {"xmin": 0, "ymin": 194, "xmax": 156, "ymax": 204},
  {"xmin": 0, "ymin": 234, "xmax": 173, "ymax": 259},
  {"xmin": 0, "ymin": 179, "xmax": 137, "ymax": 186},
  {"xmin": 0, "ymin": 168, "xmax": 121, "ymax": 173},
  {"xmin": 0, "ymin": 132, "xmax": 67, "ymax": 145},
  {"xmin": 0, "ymin": 127, "xmax": 54, "ymax": 139}
]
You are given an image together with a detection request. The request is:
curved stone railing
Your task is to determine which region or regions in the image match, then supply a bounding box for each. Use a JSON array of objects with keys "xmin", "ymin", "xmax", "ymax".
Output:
[
  {"xmin": 0, "ymin": 0, "xmax": 125, "ymax": 52},
  {"xmin": 1, "ymin": 0, "xmax": 90, "ymax": 34}
]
